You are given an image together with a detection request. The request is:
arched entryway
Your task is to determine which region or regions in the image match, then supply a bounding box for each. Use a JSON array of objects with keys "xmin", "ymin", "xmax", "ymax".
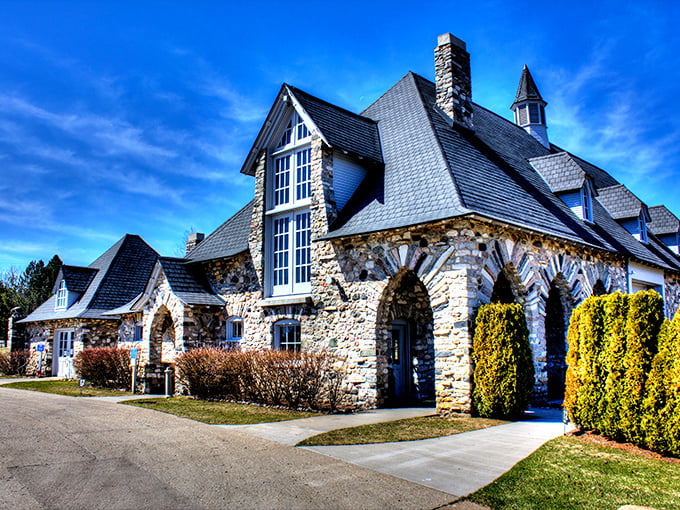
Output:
[
  {"xmin": 592, "ymin": 279, "xmax": 607, "ymax": 296},
  {"xmin": 545, "ymin": 274, "xmax": 574, "ymax": 401},
  {"xmin": 147, "ymin": 305, "xmax": 176, "ymax": 393},
  {"xmin": 491, "ymin": 264, "xmax": 528, "ymax": 306},
  {"xmin": 376, "ymin": 268, "xmax": 435, "ymax": 406}
]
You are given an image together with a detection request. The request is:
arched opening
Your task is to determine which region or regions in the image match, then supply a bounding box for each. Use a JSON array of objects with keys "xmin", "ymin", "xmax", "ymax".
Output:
[
  {"xmin": 545, "ymin": 275, "xmax": 574, "ymax": 401},
  {"xmin": 592, "ymin": 279, "xmax": 607, "ymax": 296},
  {"xmin": 491, "ymin": 270, "xmax": 515, "ymax": 304},
  {"xmin": 147, "ymin": 306, "xmax": 175, "ymax": 393},
  {"xmin": 376, "ymin": 268, "xmax": 435, "ymax": 407}
]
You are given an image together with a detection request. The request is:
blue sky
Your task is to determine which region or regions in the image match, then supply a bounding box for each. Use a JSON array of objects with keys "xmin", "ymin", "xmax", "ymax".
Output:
[{"xmin": 1, "ymin": 0, "xmax": 679, "ymax": 273}]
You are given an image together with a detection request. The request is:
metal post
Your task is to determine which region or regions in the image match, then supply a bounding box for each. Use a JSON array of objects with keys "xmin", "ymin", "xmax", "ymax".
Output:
[
  {"xmin": 131, "ymin": 364, "xmax": 137, "ymax": 394},
  {"xmin": 164, "ymin": 366, "xmax": 172, "ymax": 397}
]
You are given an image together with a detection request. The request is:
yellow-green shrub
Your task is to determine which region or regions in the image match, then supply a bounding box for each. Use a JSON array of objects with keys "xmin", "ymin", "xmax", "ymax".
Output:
[
  {"xmin": 641, "ymin": 319, "xmax": 673, "ymax": 452},
  {"xmin": 472, "ymin": 303, "xmax": 534, "ymax": 419},
  {"xmin": 620, "ymin": 290, "xmax": 664, "ymax": 445}
]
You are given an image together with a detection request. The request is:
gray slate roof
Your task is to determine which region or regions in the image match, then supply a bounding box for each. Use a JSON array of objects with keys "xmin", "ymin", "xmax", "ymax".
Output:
[
  {"xmin": 19, "ymin": 234, "xmax": 158, "ymax": 323},
  {"xmin": 158, "ymin": 257, "xmax": 224, "ymax": 306},
  {"xmin": 596, "ymin": 185, "xmax": 649, "ymax": 221},
  {"xmin": 288, "ymin": 85, "xmax": 383, "ymax": 164},
  {"xmin": 56, "ymin": 265, "xmax": 97, "ymax": 294},
  {"xmin": 529, "ymin": 153, "xmax": 586, "ymax": 193},
  {"xmin": 511, "ymin": 65, "xmax": 546, "ymax": 108},
  {"xmin": 649, "ymin": 205, "xmax": 680, "ymax": 235},
  {"xmin": 186, "ymin": 201, "xmax": 253, "ymax": 263}
]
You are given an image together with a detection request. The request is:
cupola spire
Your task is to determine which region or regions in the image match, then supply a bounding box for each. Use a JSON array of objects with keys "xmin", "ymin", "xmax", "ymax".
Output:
[{"xmin": 510, "ymin": 65, "xmax": 549, "ymax": 148}]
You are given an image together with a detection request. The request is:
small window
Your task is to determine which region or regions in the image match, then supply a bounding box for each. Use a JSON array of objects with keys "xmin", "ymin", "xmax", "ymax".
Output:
[
  {"xmin": 55, "ymin": 280, "xmax": 68, "ymax": 310},
  {"xmin": 581, "ymin": 182, "xmax": 593, "ymax": 222},
  {"xmin": 639, "ymin": 214, "xmax": 648, "ymax": 243},
  {"xmin": 274, "ymin": 319, "xmax": 301, "ymax": 352},
  {"xmin": 518, "ymin": 105, "xmax": 528, "ymax": 125},
  {"xmin": 134, "ymin": 324, "xmax": 143, "ymax": 341},
  {"xmin": 226, "ymin": 317, "xmax": 243, "ymax": 349},
  {"xmin": 529, "ymin": 103, "xmax": 540, "ymax": 124}
]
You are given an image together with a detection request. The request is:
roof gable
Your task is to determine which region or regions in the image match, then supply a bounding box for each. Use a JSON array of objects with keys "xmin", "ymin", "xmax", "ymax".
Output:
[
  {"xmin": 649, "ymin": 205, "xmax": 680, "ymax": 235},
  {"xmin": 240, "ymin": 85, "xmax": 382, "ymax": 176},
  {"xmin": 596, "ymin": 184, "xmax": 650, "ymax": 221},
  {"xmin": 54, "ymin": 265, "xmax": 98, "ymax": 294},
  {"xmin": 186, "ymin": 200, "xmax": 253, "ymax": 263},
  {"xmin": 529, "ymin": 152, "xmax": 586, "ymax": 193}
]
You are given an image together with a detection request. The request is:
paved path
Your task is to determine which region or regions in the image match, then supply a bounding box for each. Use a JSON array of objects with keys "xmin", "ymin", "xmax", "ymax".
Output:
[
  {"xmin": 0, "ymin": 387, "xmax": 453, "ymax": 510},
  {"xmin": 304, "ymin": 408, "xmax": 571, "ymax": 498},
  {"xmin": 222, "ymin": 407, "xmax": 436, "ymax": 445}
]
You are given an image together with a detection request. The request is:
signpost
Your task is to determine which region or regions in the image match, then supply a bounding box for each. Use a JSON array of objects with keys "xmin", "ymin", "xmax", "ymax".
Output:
[
  {"xmin": 130, "ymin": 348, "xmax": 138, "ymax": 394},
  {"xmin": 36, "ymin": 343, "xmax": 45, "ymax": 377}
]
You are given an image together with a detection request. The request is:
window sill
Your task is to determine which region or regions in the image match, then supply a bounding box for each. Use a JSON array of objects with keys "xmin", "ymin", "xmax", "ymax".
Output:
[{"xmin": 259, "ymin": 295, "xmax": 313, "ymax": 307}]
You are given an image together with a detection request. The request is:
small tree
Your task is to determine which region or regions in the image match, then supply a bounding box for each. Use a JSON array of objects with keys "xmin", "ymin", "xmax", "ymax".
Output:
[{"xmin": 472, "ymin": 303, "xmax": 534, "ymax": 419}]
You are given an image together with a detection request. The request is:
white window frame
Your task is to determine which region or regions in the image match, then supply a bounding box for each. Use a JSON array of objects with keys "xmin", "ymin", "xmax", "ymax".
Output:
[
  {"xmin": 225, "ymin": 317, "xmax": 243, "ymax": 349},
  {"xmin": 515, "ymin": 102, "xmax": 545, "ymax": 126},
  {"xmin": 266, "ymin": 109, "xmax": 313, "ymax": 297},
  {"xmin": 55, "ymin": 280, "xmax": 68, "ymax": 310},
  {"xmin": 134, "ymin": 323, "xmax": 143, "ymax": 342},
  {"xmin": 639, "ymin": 213, "xmax": 648, "ymax": 243},
  {"xmin": 273, "ymin": 319, "xmax": 301, "ymax": 352}
]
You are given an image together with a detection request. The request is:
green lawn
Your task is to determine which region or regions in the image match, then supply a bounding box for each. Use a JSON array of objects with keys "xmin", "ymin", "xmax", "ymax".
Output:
[
  {"xmin": 297, "ymin": 414, "xmax": 506, "ymax": 446},
  {"xmin": 469, "ymin": 435, "xmax": 680, "ymax": 510},
  {"xmin": 1, "ymin": 380, "xmax": 132, "ymax": 397},
  {"xmin": 123, "ymin": 397, "xmax": 318, "ymax": 425}
]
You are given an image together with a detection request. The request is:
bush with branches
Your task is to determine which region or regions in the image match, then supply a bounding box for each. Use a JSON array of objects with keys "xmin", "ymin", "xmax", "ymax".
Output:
[
  {"xmin": 0, "ymin": 349, "xmax": 30, "ymax": 376},
  {"xmin": 73, "ymin": 347, "xmax": 131, "ymax": 389}
]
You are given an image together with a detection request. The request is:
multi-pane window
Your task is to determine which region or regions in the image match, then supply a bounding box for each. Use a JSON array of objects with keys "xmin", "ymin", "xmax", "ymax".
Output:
[
  {"xmin": 134, "ymin": 324, "xmax": 143, "ymax": 341},
  {"xmin": 226, "ymin": 317, "xmax": 243, "ymax": 349},
  {"xmin": 274, "ymin": 320, "xmax": 301, "ymax": 352},
  {"xmin": 528, "ymin": 103, "xmax": 540, "ymax": 124},
  {"xmin": 639, "ymin": 214, "xmax": 648, "ymax": 243},
  {"xmin": 55, "ymin": 280, "xmax": 68, "ymax": 310},
  {"xmin": 268, "ymin": 109, "xmax": 313, "ymax": 296},
  {"xmin": 272, "ymin": 211, "xmax": 311, "ymax": 295},
  {"xmin": 515, "ymin": 103, "xmax": 545, "ymax": 126}
]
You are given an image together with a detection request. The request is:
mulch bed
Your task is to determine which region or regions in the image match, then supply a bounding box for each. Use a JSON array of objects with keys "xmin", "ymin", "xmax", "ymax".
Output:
[{"xmin": 568, "ymin": 429, "xmax": 680, "ymax": 465}]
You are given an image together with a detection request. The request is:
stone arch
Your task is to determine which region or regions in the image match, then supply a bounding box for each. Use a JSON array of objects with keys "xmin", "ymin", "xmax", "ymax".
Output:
[
  {"xmin": 375, "ymin": 267, "xmax": 435, "ymax": 406},
  {"xmin": 544, "ymin": 273, "xmax": 575, "ymax": 401},
  {"xmin": 149, "ymin": 305, "xmax": 176, "ymax": 365},
  {"xmin": 582, "ymin": 262, "xmax": 615, "ymax": 298},
  {"xmin": 480, "ymin": 240, "xmax": 535, "ymax": 305}
]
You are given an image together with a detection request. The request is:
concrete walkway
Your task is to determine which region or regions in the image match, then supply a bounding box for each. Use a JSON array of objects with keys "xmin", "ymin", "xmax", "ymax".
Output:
[
  {"xmin": 221, "ymin": 407, "xmax": 436, "ymax": 445},
  {"xmin": 304, "ymin": 407, "xmax": 572, "ymax": 498}
]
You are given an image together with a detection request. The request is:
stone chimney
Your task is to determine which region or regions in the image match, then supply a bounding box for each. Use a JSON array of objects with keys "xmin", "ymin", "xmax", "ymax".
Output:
[
  {"xmin": 435, "ymin": 33, "xmax": 473, "ymax": 129},
  {"xmin": 185, "ymin": 232, "xmax": 204, "ymax": 255}
]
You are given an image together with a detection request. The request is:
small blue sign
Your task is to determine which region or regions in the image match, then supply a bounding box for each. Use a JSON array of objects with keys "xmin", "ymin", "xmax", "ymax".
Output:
[
  {"xmin": 36, "ymin": 343, "xmax": 45, "ymax": 352},
  {"xmin": 130, "ymin": 347, "xmax": 138, "ymax": 360}
]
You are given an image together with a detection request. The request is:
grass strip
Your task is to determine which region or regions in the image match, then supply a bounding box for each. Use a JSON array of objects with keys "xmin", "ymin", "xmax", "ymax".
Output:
[
  {"xmin": 297, "ymin": 415, "xmax": 506, "ymax": 446},
  {"xmin": 123, "ymin": 396, "xmax": 317, "ymax": 424},
  {"xmin": 469, "ymin": 435, "xmax": 680, "ymax": 510},
  {"xmin": 1, "ymin": 379, "xmax": 132, "ymax": 397}
]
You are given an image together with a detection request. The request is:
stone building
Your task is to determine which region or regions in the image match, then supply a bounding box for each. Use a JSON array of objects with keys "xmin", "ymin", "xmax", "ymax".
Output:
[{"xmin": 21, "ymin": 33, "xmax": 680, "ymax": 412}]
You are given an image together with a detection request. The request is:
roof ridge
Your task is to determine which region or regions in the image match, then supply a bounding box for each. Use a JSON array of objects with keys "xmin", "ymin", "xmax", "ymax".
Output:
[
  {"xmin": 409, "ymin": 73, "xmax": 468, "ymax": 212},
  {"xmin": 286, "ymin": 84, "xmax": 377, "ymax": 125}
]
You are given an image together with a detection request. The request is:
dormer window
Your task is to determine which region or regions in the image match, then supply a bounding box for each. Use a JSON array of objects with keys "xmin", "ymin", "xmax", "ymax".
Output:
[
  {"xmin": 514, "ymin": 103, "xmax": 546, "ymax": 127},
  {"xmin": 55, "ymin": 280, "xmax": 68, "ymax": 310},
  {"xmin": 581, "ymin": 181, "xmax": 593, "ymax": 222},
  {"xmin": 267, "ymin": 109, "xmax": 313, "ymax": 297}
]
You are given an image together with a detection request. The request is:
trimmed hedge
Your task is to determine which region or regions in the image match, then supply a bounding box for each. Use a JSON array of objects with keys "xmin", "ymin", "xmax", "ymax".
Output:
[
  {"xmin": 565, "ymin": 290, "xmax": 679, "ymax": 455},
  {"xmin": 472, "ymin": 303, "xmax": 534, "ymax": 419},
  {"xmin": 0, "ymin": 349, "xmax": 30, "ymax": 376},
  {"xmin": 73, "ymin": 347, "xmax": 131, "ymax": 389},
  {"xmin": 176, "ymin": 348, "xmax": 347, "ymax": 411}
]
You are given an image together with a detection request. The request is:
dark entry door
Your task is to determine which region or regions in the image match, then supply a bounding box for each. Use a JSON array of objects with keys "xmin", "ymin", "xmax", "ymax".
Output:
[{"xmin": 390, "ymin": 321, "xmax": 411, "ymax": 400}]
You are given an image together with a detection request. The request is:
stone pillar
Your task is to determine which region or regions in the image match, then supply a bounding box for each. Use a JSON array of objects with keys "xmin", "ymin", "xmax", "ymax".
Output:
[
  {"xmin": 7, "ymin": 307, "xmax": 22, "ymax": 351},
  {"xmin": 434, "ymin": 33, "xmax": 473, "ymax": 129}
]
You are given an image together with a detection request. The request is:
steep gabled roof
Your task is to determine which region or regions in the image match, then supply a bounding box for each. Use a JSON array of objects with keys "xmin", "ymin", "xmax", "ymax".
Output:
[
  {"xmin": 185, "ymin": 200, "xmax": 253, "ymax": 263},
  {"xmin": 649, "ymin": 205, "xmax": 680, "ymax": 236},
  {"xmin": 240, "ymin": 85, "xmax": 382, "ymax": 176},
  {"xmin": 511, "ymin": 65, "xmax": 546, "ymax": 108},
  {"xmin": 19, "ymin": 234, "xmax": 158, "ymax": 323},
  {"xmin": 529, "ymin": 152, "xmax": 587, "ymax": 193},
  {"xmin": 596, "ymin": 184, "xmax": 650, "ymax": 221},
  {"xmin": 55, "ymin": 265, "xmax": 98, "ymax": 294},
  {"xmin": 321, "ymin": 72, "xmax": 679, "ymax": 272}
]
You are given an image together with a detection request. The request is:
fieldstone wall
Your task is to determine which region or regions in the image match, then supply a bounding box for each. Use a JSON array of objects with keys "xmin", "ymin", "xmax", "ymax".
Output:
[
  {"xmin": 665, "ymin": 273, "xmax": 680, "ymax": 319},
  {"xmin": 23, "ymin": 318, "xmax": 119, "ymax": 376}
]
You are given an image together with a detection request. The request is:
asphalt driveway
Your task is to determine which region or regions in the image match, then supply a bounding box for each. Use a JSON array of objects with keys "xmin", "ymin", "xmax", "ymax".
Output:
[{"xmin": 0, "ymin": 387, "xmax": 453, "ymax": 510}]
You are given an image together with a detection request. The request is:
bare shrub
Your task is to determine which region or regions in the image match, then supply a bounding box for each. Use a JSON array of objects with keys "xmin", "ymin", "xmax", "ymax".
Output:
[{"xmin": 73, "ymin": 347, "xmax": 131, "ymax": 389}]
